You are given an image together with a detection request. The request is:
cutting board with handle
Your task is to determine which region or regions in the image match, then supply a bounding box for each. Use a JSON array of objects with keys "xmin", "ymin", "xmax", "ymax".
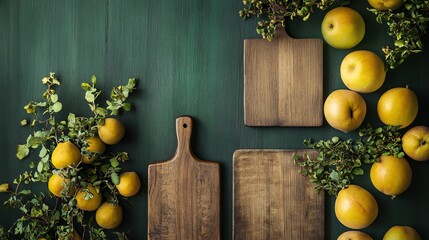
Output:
[
  {"xmin": 244, "ymin": 27, "xmax": 323, "ymax": 126},
  {"xmin": 233, "ymin": 149, "xmax": 324, "ymax": 240},
  {"xmin": 148, "ymin": 116, "xmax": 220, "ymax": 240}
]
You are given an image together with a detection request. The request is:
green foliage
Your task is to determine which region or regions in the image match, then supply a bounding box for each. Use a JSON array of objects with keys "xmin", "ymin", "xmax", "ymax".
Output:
[
  {"xmin": 239, "ymin": 0, "xmax": 349, "ymax": 41},
  {"xmin": 2, "ymin": 192, "xmax": 58, "ymax": 240},
  {"xmin": 369, "ymin": 0, "xmax": 429, "ymax": 69},
  {"xmin": 294, "ymin": 124, "xmax": 404, "ymax": 196},
  {"xmin": 240, "ymin": 0, "xmax": 429, "ymax": 69},
  {"xmin": 0, "ymin": 73, "xmax": 137, "ymax": 239}
]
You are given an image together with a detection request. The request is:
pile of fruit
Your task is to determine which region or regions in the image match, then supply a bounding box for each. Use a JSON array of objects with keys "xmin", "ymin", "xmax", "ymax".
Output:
[
  {"xmin": 240, "ymin": 0, "xmax": 427, "ymax": 238},
  {"xmin": 300, "ymin": 2, "xmax": 427, "ymax": 240},
  {"xmin": 0, "ymin": 73, "xmax": 141, "ymax": 240},
  {"xmin": 240, "ymin": 0, "xmax": 429, "ymax": 69}
]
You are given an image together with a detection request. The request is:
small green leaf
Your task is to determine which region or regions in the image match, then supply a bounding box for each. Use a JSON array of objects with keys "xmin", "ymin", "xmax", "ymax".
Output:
[
  {"xmin": 52, "ymin": 210, "xmax": 60, "ymax": 221},
  {"xmin": 37, "ymin": 161, "xmax": 44, "ymax": 173},
  {"xmin": 16, "ymin": 144, "xmax": 30, "ymax": 160},
  {"xmin": 352, "ymin": 168, "xmax": 364, "ymax": 175},
  {"xmin": 122, "ymin": 103, "xmax": 131, "ymax": 111},
  {"xmin": 100, "ymin": 164, "xmax": 110, "ymax": 174},
  {"xmin": 49, "ymin": 117, "xmax": 56, "ymax": 126},
  {"xmin": 28, "ymin": 136, "xmax": 44, "ymax": 147},
  {"xmin": 85, "ymin": 92, "xmax": 95, "ymax": 102},
  {"xmin": 81, "ymin": 82, "xmax": 91, "ymax": 91},
  {"xmin": 39, "ymin": 146, "xmax": 48, "ymax": 158},
  {"xmin": 52, "ymin": 102, "xmax": 62, "ymax": 112},
  {"xmin": 20, "ymin": 119, "xmax": 28, "ymax": 126},
  {"xmin": 52, "ymin": 78, "xmax": 60, "ymax": 86},
  {"xmin": 89, "ymin": 174, "xmax": 98, "ymax": 183},
  {"xmin": 29, "ymin": 162, "xmax": 36, "ymax": 168},
  {"xmin": 51, "ymin": 94, "xmax": 58, "ymax": 103},
  {"xmin": 34, "ymin": 131, "xmax": 48, "ymax": 138},
  {"xmin": 91, "ymin": 75, "xmax": 97, "ymax": 85},
  {"xmin": 122, "ymin": 89, "xmax": 130, "ymax": 98},
  {"xmin": 68, "ymin": 113, "xmax": 76, "ymax": 124},
  {"xmin": 110, "ymin": 158, "xmax": 120, "ymax": 168},
  {"xmin": 35, "ymin": 102, "xmax": 47, "ymax": 107},
  {"xmin": 394, "ymin": 40, "xmax": 405, "ymax": 48},
  {"xmin": 111, "ymin": 172, "xmax": 120, "ymax": 185},
  {"xmin": 96, "ymin": 107, "xmax": 108, "ymax": 116},
  {"xmin": 30, "ymin": 207, "xmax": 43, "ymax": 218},
  {"xmin": 303, "ymin": 13, "xmax": 310, "ymax": 21},
  {"xmin": 118, "ymin": 152, "xmax": 129, "ymax": 162},
  {"xmin": 84, "ymin": 191, "xmax": 94, "ymax": 200},
  {"xmin": 93, "ymin": 180, "xmax": 102, "ymax": 186},
  {"xmin": 19, "ymin": 190, "xmax": 31, "ymax": 195},
  {"xmin": 127, "ymin": 78, "xmax": 136, "ymax": 89},
  {"xmin": 329, "ymin": 171, "xmax": 339, "ymax": 181}
]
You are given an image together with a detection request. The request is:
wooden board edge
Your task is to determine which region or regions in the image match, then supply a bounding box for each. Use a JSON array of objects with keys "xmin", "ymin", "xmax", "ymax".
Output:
[
  {"xmin": 148, "ymin": 158, "xmax": 221, "ymax": 240},
  {"xmin": 243, "ymin": 36, "xmax": 325, "ymax": 127},
  {"xmin": 232, "ymin": 149, "xmax": 323, "ymax": 240},
  {"xmin": 148, "ymin": 155, "xmax": 221, "ymax": 168},
  {"xmin": 233, "ymin": 149, "xmax": 313, "ymax": 155}
]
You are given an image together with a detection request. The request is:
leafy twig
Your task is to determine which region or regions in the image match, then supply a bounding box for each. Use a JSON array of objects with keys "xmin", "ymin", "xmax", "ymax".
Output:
[
  {"xmin": 239, "ymin": 0, "xmax": 348, "ymax": 41},
  {"xmin": 240, "ymin": 0, "xmax": 429, "ymax": 69},
  {"xmin": 294, "ymin": 124, "xmax": 404, "ymax": 195},
  {"xmin": 369, "ymin": 0, "xmax": 429, "ymax": 69},
  {"xmin": 1, "ymin": 73, "xmax": 137, "ymax": 239}
]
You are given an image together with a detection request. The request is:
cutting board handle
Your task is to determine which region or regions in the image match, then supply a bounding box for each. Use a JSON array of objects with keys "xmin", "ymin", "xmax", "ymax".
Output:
[
  {"xmin": 174, "ymin": 115, "xmax": 193, "ymax": 159},
  {"xmin": 275, "ymin": 25, "xmax": 290, "ymax": 39}
]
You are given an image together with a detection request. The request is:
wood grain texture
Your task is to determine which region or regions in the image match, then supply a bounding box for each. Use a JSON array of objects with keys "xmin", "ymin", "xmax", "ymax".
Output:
[
  {"xmin": 148, "ymin": 116, "xmax": 220, "ymax": 240},
  {"xmin": 233, "ymin": 149, "xmax": 324, "ymax": 240},
  {"xmin": 244, "ymin": 28, "xmax": 323, "ymax": 127}
]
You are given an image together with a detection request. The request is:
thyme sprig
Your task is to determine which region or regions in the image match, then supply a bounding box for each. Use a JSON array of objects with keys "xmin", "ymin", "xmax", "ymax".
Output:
[
  {"xmin": 294, "ymin": 124, "xmax": 404, "ymax": 196},
  {"xmin": 239, "ymin": 0, "xmax": 348, "ymax": 41},
  {"xmin": 369, "ymin": 0, "xmax": 429, "ymax": 69}
]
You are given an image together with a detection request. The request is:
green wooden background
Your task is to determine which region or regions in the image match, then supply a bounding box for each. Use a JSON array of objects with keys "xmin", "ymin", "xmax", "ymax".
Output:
[{"xmin": 1, "ymin": 0, "xmax": 428, "ymax": 239}]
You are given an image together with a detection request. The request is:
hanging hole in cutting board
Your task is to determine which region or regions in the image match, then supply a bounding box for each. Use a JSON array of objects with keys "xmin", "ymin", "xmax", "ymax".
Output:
[{"xmin": 182, "ymin": 123, "xmax": 188, "ymax": 128}]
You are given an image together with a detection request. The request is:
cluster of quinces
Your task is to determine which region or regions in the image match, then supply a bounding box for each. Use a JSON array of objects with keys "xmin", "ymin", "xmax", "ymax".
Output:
[{"xmin": 0, "ymin": 73, "xmax": 140, "ymax": 240}]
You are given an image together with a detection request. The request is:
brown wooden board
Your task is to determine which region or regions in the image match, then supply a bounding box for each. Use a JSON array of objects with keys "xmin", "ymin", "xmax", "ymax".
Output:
[
  {"xmin": 233, "ymin": 149, "xmax": 324, "ymax": 240},
  {"xmin": 148, "ymin": 116, "xmax": 220, "ymax": 240},
  {"xmin": 244, "ymin": 28, "xmax": 323, "ymax": 126}
]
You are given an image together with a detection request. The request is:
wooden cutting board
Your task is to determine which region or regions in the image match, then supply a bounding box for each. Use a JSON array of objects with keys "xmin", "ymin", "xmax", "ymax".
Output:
[
  {"xmin": 148, "ymin": 116, "xmax": 220, "ymax": 240},
  {"xmin": 233, "ymin": 149, "xmax": 324, "ymax": 240},
  {"xmin": 244, "ymin": 27, "xmax": 323, "ymax": 126}
]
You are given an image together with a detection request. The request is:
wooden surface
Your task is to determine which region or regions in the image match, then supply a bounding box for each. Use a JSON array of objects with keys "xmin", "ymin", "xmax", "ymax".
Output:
[
  {"xmin": 233, "ymin": 149, "xmax": 324, "ymax": 240},
  {"xmin": 244, "ymin": 28, "xmax": 323, "ymax": 127},
  {"xmin": 148, "ymin": 116, "xmax": 220, "ymax": 240}
]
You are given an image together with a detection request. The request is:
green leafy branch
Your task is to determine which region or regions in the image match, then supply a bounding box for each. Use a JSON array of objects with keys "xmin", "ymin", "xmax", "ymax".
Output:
[
  {"xmin": 294, "ymin": 124, "xmax": 404, "ymax": 195},
  {"xmin": 240, "ymin": 1, "xmax": 429, "ymax": 69},
  {"xmin": 369, "ymin": 0, "xmax": 429, "ymax": 69},
  {"xmin": 16, "ymin": 74, "xmax": 136, "ymax": 162},
  {"xmin": 239, "ymin": 0, "xmax": 348, "ymax": 41},
  {"xmin": 0, "ymin": 171, "xmax": 60, "ymax": 240},
  {"xmin": 81, "ymin": 76, "xmax": 136, "ymax": 119},
  {"xmin": 1, "ymin": 73, "xmax": 138, "ymax": 240},
  {"xmin": 2, "ymin": 192, "xmax": 59, "ymax": 240}
]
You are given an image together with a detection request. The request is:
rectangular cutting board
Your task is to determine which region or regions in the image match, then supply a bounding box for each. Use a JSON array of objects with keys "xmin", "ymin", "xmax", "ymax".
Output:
[
  {"xmin": 148, "ymin": 116, "xmax": 220, "ymax": 240},
  {"xmin": 244, "ymin": 28, "xmax": 323, "ymax": 126},
  {"xmin": 233, "ymin": 149, "xmax": 324, "ymax": 240}
]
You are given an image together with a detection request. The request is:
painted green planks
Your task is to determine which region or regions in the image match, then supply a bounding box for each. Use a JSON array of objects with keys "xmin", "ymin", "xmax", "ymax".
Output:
[{"xmin": 0, "ymin": 1, "xmax": 429, "ymax": 239}]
